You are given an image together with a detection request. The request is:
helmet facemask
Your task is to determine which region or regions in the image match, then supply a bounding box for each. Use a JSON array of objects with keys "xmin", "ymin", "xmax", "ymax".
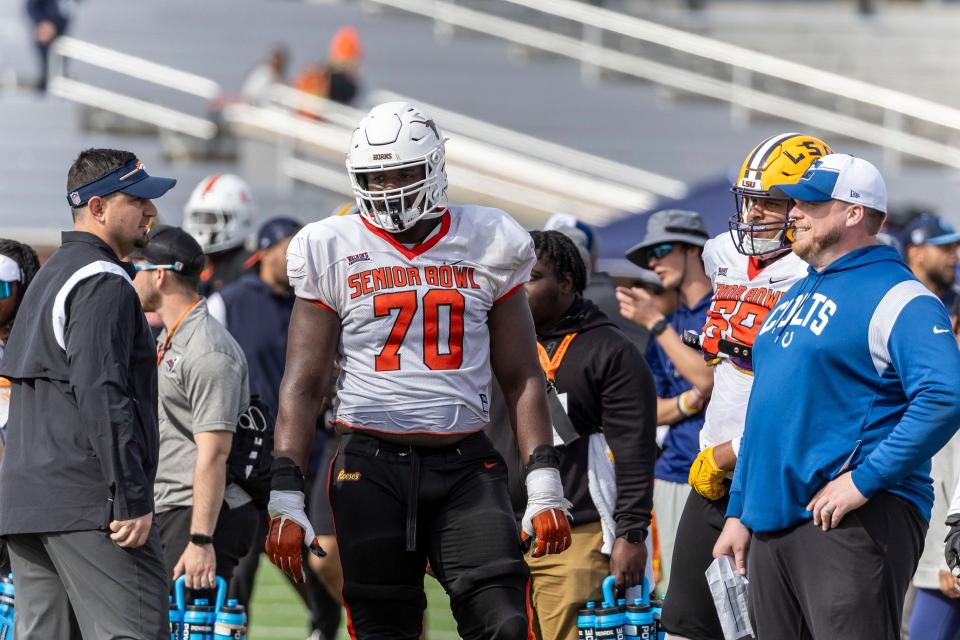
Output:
[
  {"xmin": 728, "ymin": 191, "xmax": 795, "ymax": 258},
  {"xmin": 348, "ymin": 149, "xmax": 446, "ymax": 233}
]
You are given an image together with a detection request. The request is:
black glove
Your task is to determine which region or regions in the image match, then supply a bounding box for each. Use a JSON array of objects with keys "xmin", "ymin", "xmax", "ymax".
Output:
[{"xmin": 944, "ymin": 514, "xmax": 960, "ymax": 573}]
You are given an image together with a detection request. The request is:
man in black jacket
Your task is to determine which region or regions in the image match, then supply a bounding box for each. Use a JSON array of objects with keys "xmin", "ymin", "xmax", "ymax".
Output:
[
  {"xmin": 494, "ymin": 230, "xmax": 657, "ymax": 639},
  {"xmin": 0, "ymin": 148, "xmax": 175, "ymax": 639}
]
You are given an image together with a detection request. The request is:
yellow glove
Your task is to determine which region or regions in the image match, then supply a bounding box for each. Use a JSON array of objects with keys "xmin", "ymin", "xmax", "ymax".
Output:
[{"xmin": 688, "ymin": 447, "xmax": 728, "ymax": 501}]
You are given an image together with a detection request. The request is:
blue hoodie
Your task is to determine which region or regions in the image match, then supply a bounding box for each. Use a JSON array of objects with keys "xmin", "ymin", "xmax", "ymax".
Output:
[{"xmin": 727, "ymin": 245, "xmax": 960, "ymax": 532}]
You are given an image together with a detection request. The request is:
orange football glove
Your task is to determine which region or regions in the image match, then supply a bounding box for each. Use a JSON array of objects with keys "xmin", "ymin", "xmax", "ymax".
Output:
[
  {"xmin": 265, "ymin": 490, "xmax": 326, "ymax": 583},
  {"xmin": 521, "ymin": 467, "xmax": 573, "ymax": 558},
  {"xmin": 521, "ymin": 508, "xmax": 573, "ymax": 557}
]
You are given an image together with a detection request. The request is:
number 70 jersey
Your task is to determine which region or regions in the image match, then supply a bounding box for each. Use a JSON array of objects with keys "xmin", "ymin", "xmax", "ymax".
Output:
[{"xmin": 286, "ymin": 206, "xmax": 536, "ymax": 426}]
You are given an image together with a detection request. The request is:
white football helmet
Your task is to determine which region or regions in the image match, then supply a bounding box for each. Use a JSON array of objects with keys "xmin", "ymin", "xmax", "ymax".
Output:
[
  {"xmin": 346, "ymin": 102, "xmax": 448, "ymax": 233},
  {"xmin": 183, "ymin": 174, "xmax": 256, "ymax": 254}
]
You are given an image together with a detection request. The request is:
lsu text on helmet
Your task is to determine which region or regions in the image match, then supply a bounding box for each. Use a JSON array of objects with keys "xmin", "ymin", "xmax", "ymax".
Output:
[
  {"xmin": 346, "ymin": 101, "xmax": 448, "ymax": 233},
  {"xmin": 729, "ymin": 133, "xmax": 831, "ymax": 257},
  {"xmin": 183, "ymin": 174, "xmax": 256, "ymax": 254}
]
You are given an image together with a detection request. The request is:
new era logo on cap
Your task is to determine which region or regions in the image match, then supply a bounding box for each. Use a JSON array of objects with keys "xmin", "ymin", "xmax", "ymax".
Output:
[{"xmin": 771, "ymin": 153, "xmax": 887, "ymax": 213}]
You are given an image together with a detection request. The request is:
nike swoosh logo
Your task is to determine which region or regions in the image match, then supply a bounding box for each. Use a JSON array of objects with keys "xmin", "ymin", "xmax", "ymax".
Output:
[
  {"xmin": 769, "ymin": 276, "xmax": 790, "ymax": 284},
  {"xmin": 483, "ymin": 462, "xmax": 497, "ymax": 470},
  {"xmin": 446, "ymin": 259, "xmax": 464, "ymax": 266},
  {"xmin": 934, "ymin": 327, "xmax": 952, "ymax": 335}
]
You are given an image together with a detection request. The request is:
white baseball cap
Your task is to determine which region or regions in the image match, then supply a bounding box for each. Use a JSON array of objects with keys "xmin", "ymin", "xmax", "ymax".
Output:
[
  {"xmin": 770, "ymin": 153, "xmax": 887, "ymax": 214},
  {"xmin": 0, "ymin": 255, "xmax": 22, "ymax": 283}
]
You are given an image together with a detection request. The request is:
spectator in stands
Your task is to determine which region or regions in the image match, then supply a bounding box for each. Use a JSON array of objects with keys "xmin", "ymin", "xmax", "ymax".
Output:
[
  {"xmin": 715, "ymin": 154, "xmax": 960, "ymax": 638},
  {"xmin": 241, "ymin": 45, "xmax": 289, "ymax": 105},
  {"xmin": 618, "ymin": 209, "xmax": 713, "ymax": 596},
  {"xmin": 131, "ymin": 225, "xmax": 258, "ymax": 593},
  {"xmin": 901, "ymin": 212, "xmax": 960, "ymax": 308},
  {"xmin": 519, "ymin": 230, "xmax": 656, "ymax": 639},
  {"xmin": 182, "ymin": 173, "xmax": 255, "ymax": 296},
  {"xmin": 326, "ymin": 26, "xmax": 363, "ymax": 105},
  {"xmin": 25, "ymin": 0, "xmax": 74, "ymax": 92},
  {"xmin": 293, "ymin": 62, "xmax": 330, "ymax": 120},
  {"xmin": 209, "ymin": 217, "xmax": 342, "ymax": 639},
  {"xmin": 544, "ymin": 213, "xmax": 650, "ymax": 351}
]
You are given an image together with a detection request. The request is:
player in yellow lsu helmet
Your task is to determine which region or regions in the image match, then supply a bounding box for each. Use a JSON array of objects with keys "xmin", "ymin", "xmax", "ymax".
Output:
[{"xmin": 660, "ymin": 133, "xmax": 831, "ymax": 640}]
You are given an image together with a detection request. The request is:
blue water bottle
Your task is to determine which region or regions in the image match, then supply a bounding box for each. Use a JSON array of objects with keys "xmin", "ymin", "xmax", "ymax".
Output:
[
  {"xmin": 169, "ymin": 595, "xmax": 182, "ymax": 640},
  {"xmin": 176, "ymin": 576, "xmax": 228, "ymax": 640},
  {"xmin": 594, "ymin": 576, "xmax": 625, "ymax": 640},
  {"xmin": 650, "ymin": 599, "xmax": 665, "ymax": 640},
  {"xmin": 182, "ymin": 598, "xmax": 214, "ymax": 640},
  {"xmin": 0, "ymin": 572, "xmax": 14, "ymax": 640},
  {"xmin": 577, "ymin": 601, "xmax": 597, "ymax": 640},
  {"xmin": 214, "ymin": 598, "xmax": 247, "ymax": 640},
  {"xmin": 624, "ymin": 601, "xmax": 654, "ymax": 640}
]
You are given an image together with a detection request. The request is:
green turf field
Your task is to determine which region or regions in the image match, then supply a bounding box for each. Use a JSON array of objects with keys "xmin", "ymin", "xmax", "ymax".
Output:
[{"xmin": 248, "ymin": 556, "xmax": 460, "ymax": 639}]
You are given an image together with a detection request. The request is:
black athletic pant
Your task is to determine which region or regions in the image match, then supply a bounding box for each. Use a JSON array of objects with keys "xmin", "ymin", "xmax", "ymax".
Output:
[
  {"xmin": 330, "ymin": 431, "xmax": 530, "ymax": 640},
  {"xmin": 747, "ymin": 492, "xmax": 925, "ymax": 640},
  {"xmin": 661, "ymin": 490, "xmax": 728, "ymax": 640},
  {"xmin": 156, "ymin": 501, "xmax": 259, "ymax": 595}
]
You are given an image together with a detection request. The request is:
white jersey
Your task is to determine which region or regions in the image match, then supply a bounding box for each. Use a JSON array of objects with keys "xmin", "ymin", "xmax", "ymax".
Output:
[
  {"xmin": 287, "ymin": 205, "xmax": 535, "ymax": 435},
  {"xmin": 699, "ymin": 232, "xmax": 808, "ymax": 454}
]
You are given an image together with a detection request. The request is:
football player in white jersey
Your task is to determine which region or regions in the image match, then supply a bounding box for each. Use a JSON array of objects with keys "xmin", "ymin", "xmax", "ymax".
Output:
[
  {"xmin": 263, "ymin": 102, "xmax": 572, "ymax": 639},
  {"xmin": 660, "ymin": 133, "xmax": 831, "ymax": 640}
]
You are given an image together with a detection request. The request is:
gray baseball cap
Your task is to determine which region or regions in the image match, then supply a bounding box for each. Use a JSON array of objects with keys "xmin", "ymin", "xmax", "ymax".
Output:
[{"xmin": 625, "ymin": 209, "xmax": 709, "ymax": 267}]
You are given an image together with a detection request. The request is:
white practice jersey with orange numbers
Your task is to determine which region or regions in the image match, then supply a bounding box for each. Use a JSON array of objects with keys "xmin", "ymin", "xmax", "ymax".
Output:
[
  {"xmin": 286, "ymin": 205, "xmax": 535, "ymax": 435},
  {"xmin": 698, "ymin": 232, "xmax": 808, "ymax": 454}
]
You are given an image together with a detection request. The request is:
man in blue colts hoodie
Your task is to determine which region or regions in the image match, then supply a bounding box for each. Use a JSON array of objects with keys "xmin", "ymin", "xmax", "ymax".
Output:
[{"xmin": 713, "ymin": 153, "xmax": 960, "ymax": 639}]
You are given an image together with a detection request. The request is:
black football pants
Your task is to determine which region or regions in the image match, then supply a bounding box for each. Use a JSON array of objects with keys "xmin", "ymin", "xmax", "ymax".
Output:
[
  {"xmin": 329, "ymin": 431, "xmax": 531, "ymax": 640},
  {"xmin": 661, "ymin": 490, "xmax": 728, "ymax": 640}
]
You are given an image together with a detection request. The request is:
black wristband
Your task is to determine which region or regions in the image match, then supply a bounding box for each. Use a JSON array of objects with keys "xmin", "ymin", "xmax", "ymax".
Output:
[
  {"xmin": 650, "ymin": 318, "xmax": 668, "ymax": 337},
  {"xmin": 526, "ymin": 444, "xmax": 561, "ymax": 475},
  {"xmin": 190, "ymin": 533, "xmax": 213, "ymax": 546},
  {"xmin": 619, "ymin": 529, "xmax": 647, "ymax": 545},
  {"xmin": 271, "ymin": 456, "xmax": 305, "ymax": 492}
]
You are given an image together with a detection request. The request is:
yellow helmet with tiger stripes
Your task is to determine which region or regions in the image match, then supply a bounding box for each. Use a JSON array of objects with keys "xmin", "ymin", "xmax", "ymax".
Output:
[{"xmin": 729, "ymin": 133, "xmax": 832, "ymax": 257}]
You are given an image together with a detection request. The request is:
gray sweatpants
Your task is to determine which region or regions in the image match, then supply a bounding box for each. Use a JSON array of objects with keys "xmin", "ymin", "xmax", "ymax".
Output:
[
  {"xmin": 747, "ymin": 492, "xmax": 925, "ymax": 640},
  {"xmin": 6, "ymin": 526, "xmax": 169, "ymax": 640}
]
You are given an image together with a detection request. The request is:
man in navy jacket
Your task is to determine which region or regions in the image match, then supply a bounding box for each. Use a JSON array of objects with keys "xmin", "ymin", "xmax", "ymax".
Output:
[{"xmin": 714, "ymin": 154, "xmax": 960, "ymax": 639}]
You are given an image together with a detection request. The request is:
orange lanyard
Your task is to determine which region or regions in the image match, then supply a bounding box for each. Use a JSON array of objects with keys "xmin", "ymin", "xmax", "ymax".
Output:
[
  {"xmin": 536, "ymin": 333, "xmax": 577, "ymax": 382},
  {"xmin": 157, "ymin": 299, "xmax": 200, "ymax": 365}
]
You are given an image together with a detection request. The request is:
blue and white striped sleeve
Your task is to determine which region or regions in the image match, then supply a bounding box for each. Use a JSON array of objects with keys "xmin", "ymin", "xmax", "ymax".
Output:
[{"xmin": 851, "ymin": 280, "xmax": 960, "ymax": 498}]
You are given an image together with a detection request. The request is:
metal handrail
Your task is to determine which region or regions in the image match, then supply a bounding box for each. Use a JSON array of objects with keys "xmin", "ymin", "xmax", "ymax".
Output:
[
  {"xmin": 367, "ymin": 0, "xmax": 960, "ymax": 168},
  {"xmin": 222, "ymin": 102, "xmax": 647, "ymax": 223},
  {"xmin": 370, "ymin": 90, "xmax": 687, "ymax": 199},
  {"xmin": 256, "ymin": 85, "xmax": 666, "ymax": 217},
  {"xmin": 501, "ymin": 0, "xmax": 960, "ymax": 132},
  {"xmin": 51, "ymin": 37, "xmax": 220, "ymax": 99},
  {"xmin": 48, "ymin": 77, "xmax": 218, "ymax": 139},
  {"xmin": 47, "ymin": 37, "xmax": 220, "ymax": 139}
]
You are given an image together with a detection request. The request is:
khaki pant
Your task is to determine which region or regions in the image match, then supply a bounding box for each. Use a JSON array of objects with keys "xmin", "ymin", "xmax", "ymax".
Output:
[
  {"xmin": 653, "ymin": 479, "xmax": 691, "ymax": 597},
  {"xmin": 527, "ymin": 521, "xmax": 609, "ymax": 640}
]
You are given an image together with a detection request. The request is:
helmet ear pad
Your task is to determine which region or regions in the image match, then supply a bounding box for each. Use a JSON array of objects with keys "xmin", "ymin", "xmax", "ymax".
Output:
[{"xmin": 346, "ymin": 102, "xmax": 448, "ymax": 234}]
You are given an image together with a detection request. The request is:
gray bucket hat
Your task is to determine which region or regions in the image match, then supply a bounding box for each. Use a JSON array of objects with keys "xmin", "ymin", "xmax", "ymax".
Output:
[{"xmin": 625, "ymin": 209, "xmax": 709, "ymax": 267}]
